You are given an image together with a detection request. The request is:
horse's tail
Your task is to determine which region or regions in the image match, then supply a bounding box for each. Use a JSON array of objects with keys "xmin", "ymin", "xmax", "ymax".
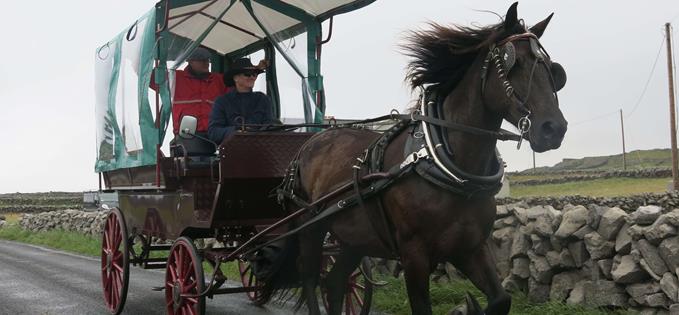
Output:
[{"xmin": 254, "ymin": 228, "xmax": 302, "ymax": 306}]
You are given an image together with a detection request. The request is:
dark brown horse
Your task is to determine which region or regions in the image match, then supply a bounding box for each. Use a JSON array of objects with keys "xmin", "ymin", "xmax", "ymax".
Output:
[{"xmin": 258, "ymin": 3, "xmax": 567, "ymax": 315}]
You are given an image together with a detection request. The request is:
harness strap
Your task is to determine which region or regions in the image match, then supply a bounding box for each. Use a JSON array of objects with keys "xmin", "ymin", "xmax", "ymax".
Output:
[{"xmin": 246, "ymin": 162, "xmax": 412, "ymax": 257}]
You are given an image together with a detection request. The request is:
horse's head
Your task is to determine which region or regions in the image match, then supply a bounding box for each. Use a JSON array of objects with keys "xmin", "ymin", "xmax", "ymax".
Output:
[{"xmin": 481, "ymin": 2, "xmax": 568, "ymax": 152}]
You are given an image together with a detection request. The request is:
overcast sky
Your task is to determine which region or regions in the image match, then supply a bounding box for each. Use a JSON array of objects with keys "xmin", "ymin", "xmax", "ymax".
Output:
[{"xmin": 1, "ymin": 0, "xmax": 679, "ymax": 193}]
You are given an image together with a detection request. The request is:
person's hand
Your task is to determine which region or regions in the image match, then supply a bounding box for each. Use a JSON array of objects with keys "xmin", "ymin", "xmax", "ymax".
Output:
[{"xmin": 256, "ymin": 59, "xmax": 269, "ymax": 70}]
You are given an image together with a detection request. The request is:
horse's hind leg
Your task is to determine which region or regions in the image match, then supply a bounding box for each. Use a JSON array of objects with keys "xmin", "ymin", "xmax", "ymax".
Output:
[
  {"xmin": 298, "ymin": 228, "xmax": 325, "ymax": 315},
  {"xmin": 453, "ymin": 242, "xmax": 511, "ymax": 315},
  {"xmin": 401, "ymin": 241, "xmax": 434, "ymax": 315},
  {"xmin": 324, "ymin": 249, "xmax": 362, "ymax": 315}
]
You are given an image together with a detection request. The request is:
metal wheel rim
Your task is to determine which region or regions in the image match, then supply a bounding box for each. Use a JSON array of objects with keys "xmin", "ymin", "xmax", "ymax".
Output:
[
  {"xmin": 164, "ymin": 237, "xmax": 205, "ymax": 315},
  {"xmin": 238, "ymin": 260, "xmax": 262, "ymax": 302},
  {"xmin": 100, "ymin": 209, "xmax": 130, "ymax": 315}
]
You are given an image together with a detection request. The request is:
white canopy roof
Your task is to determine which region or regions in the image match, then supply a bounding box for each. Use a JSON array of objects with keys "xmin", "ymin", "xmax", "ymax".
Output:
[{"xmin": 166, "ymin": 0, "xmax": 373, "ymax": 56}]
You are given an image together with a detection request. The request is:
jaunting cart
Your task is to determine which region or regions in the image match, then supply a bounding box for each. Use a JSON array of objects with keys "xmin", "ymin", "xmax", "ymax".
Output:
[{"xmin": 94, "ymin": 1, "xmax": 376, "ymax": 314}]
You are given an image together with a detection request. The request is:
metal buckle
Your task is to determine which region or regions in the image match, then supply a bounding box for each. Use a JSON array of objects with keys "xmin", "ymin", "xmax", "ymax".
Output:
[
  {"xmin": 516, "ymin": 111, "xmax": 532, "ymax": 150},
  {"xmin": 400, "ymin": 147, "xmax": 429, "ymax": 169}
]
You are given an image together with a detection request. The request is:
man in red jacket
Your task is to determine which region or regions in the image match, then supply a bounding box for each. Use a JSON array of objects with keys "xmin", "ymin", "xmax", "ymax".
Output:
[{"xmin": 169, "ymin": 47, "xmax": 229, "ymax": 135}]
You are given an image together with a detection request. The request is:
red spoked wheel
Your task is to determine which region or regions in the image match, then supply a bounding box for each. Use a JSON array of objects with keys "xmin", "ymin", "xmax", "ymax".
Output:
[
  {"xmin": 101, "ymin": 208, "xmax": 130, "ymax": 315},
  {"xmin": 321, "ymin": 256, "xmax": 374, "ymax": 315},
  {"xmin": 238, "ymin": 260, "xmax": 263, "ymax": 304},
  {"xmin": 165, "ymin": 237, "xmax": 205, "ymax": 315}
]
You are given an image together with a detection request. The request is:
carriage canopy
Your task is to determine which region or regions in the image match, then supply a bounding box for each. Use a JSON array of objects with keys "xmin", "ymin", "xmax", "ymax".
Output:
[{"xmin": 94, "ymin": 0, "xmax": 374, "ymax": 172}]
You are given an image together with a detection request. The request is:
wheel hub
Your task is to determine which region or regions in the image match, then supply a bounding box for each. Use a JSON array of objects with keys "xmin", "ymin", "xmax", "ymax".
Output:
[
  {"xmin": 172, "ymin": 281, "xmax": 182, "ymax": 309},
  {"xmin": 105, "ymin": 251, "xmax": 113, "ymax": 273}
]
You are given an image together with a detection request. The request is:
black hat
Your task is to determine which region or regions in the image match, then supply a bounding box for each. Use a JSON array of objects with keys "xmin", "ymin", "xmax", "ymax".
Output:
[{"xmin": 225, "ymin": 58, "xmax": 264, "ymax": 77}]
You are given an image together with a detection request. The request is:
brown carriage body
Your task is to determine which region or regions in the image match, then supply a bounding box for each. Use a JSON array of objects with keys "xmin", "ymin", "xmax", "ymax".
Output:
[{"xmin": 102, "ymin": 132, "xmax": 312, "ymax": 241}]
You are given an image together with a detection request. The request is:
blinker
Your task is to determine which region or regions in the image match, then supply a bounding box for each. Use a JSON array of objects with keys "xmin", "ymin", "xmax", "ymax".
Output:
[{"xmin": 501, "ymin": 42, "xmax": 516, "ymax": 73}]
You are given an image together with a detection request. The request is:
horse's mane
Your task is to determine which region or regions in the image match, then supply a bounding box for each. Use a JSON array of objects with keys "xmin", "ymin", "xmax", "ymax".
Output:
[{"xmin": 403, "ymin": 19, "xmax": 526, "ymax": 96}]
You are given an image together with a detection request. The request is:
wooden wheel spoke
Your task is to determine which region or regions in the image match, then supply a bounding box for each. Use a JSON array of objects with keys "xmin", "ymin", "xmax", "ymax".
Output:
[
  {"xmin": 351, "ymin": 288, "xmax": 364, "ymax": 306},
  {"xmin": 184, "ymin": 280, "xmax": 197, "ymax": 292}
]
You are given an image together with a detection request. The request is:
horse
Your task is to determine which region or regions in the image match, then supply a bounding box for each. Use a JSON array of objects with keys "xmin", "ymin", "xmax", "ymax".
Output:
[{"xmin": 257, "ymin": 3, "xmax": 568, "ymax": 315}]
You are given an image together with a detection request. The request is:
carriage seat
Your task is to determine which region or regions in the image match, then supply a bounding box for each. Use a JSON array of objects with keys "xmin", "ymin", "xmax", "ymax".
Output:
[
  {"xmin": 171, "ymin": 132, "xmax": 216, "ymax": 170},
  {"xmin": 172, "ymin": 132, "xmax": 216, "ymax": 156}
]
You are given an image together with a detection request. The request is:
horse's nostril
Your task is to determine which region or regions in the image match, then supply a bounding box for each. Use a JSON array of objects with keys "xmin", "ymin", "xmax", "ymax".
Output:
[{"xmin": 540, "ymin": 120, "xmax": 566, "ymax": 141}]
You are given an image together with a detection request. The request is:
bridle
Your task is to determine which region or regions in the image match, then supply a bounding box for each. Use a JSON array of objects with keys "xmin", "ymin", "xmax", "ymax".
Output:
[{"xmin": 480, "ymin": 32, "xmax": 563, "ymax": 149}]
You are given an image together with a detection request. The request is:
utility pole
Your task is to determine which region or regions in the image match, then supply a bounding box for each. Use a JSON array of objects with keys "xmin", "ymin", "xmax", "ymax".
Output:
[
  {"xmin": 666, "ymin": 23, "xmax": 679, "ymax": 190},
  {"xmin": 532, "ymin": 151, "xmax": 536, "ymax": 170},
  {"xmin": 620, "ymin": 109, "xmax": 626, "ymax": 171}
]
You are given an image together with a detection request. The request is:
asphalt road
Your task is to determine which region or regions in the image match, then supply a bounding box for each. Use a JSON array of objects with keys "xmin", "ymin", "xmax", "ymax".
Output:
[{"xmin": 0, "ymin": 240, "xmax": 299, "ymax": 315}]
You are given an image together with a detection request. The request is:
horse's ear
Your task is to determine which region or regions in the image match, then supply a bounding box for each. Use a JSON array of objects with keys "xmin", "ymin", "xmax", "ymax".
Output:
[
  {"xmin": 529, "ymin": 13, "xmax": 554, "ymax": 38},
  {"xmin": 504, "ymin": 2, "xmax": 519, "ymax": 32}
]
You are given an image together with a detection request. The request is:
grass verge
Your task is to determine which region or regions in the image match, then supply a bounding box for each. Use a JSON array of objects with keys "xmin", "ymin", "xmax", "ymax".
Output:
[
  {"xmin": 511, "ymin": 177, "xmax": 671, "ymax": 197},
  {"xmin": 373, "ymin": 275, "xmax": 635, "ymax": 315}
]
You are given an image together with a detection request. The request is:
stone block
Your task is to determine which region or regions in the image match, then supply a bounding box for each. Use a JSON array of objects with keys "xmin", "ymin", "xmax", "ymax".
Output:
[
  {"xmin": 638, "ymin": 239, "xmax": 670, "ymax": 276},
  {"xmin": 502, "ymin": 275, "xmax": 527, "ymax": 294},
  {"xmin": 626, "ymin": 282, "xmax": 661, "ymax": 305},
  {"xmin": 587, "ymin": 204, "xmax": 607, "ymax": 229},
  {"xmin": 512, "ymin": 257, "xmax": 530, "ymax": 279},
  {"xmin": 661, "ymin": 272, "xmax": 679, "ymax": 303},
  {"xmin": 573, "ymin": 225, "xmax": 595, "ymax": 239},
  {"xmin": 612, "ymin": 254, "xmax": 650, "ymax": 284},
  {"xmin": 583, "ymin": 280, "xmax": 628, "ymax": 308},
  {"xmin": 555, "ymin": 205, "xmax": 588, "ymax": 239},
  {"xmin": 616, "ymin": 223, "xmax": 633, "ymax": 254},
  {"xmin": 629, "ymin": 224, "xmax": 649, "ymax": 241},
  {"xmin": 492, "ymin": 226, "xmax": 515, "ymax": 243},
  {"xmin": 566, "ymin": 280, "xmax": 589, "ymax": 305},
  {"xmin": 496, "ymin": 204, "xmax": 510, "ymax": 218},
  {"xmin": 510, "ymin": 230, "xmax": 530, "ymax": 259},
  {"xmin": 670, "ymin": 303, "xmax": 679, "ymax": 315},
  {"xmin": 568, "ymin": 241, "xmax": 590, "ymax": 268},
  {"xmin": 598, "ymin": 207, "xmax": 628, "ymax": 241},
  {"xmin": 534, "ymin": 215, "xmax": 555, "ymax": 237},
  {"xmin": 646, "ymin": 292, "xmax": 670, "ymax": 308},
  {"xmin": 502, "ymin": 215, "xmax": 519, "ymax": 227},
  {"xmin": 641, "ymin": 259, "xmax": 664, "ymax": 281},
  {"xmin": 528, "ymin": 277, "xmax": 550, "ymax": 303},
  {"xmin": 584, "ymin": 231, "xmax": 616, "ymax": 260},
  {"xmin": 645, "ymin": 220, "xmax": 678, "ymax": 245},
  {"xmin": 550, "ymin": 271, "xmax": 583, "ymax": 302},
  {"xmin": 665, "ymin": 209, "xmax": 679, "ymax": 227},
  {"xmin": 528, "ymin": 251, "xmax": 553, "ymax": 284},
  {"xmin": 660, "ymin": 237, "xmax": 679, "ymax": 273},
  {"xmin": 512, "ymin": 206, "xmax": 529, "ymax": 225},
  {"xmin": 530, "ymin": 234, "xmax": 552, "ymax": 255},
  {"xmin": 630, "ymin": 205, "xmax": 663, "ymax": 225},
  {"xmin": 598, "ymin": 259, "xmax": 614, "ymax": 280}
]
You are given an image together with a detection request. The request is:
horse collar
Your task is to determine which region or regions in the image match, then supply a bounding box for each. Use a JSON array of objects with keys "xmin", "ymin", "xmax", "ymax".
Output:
[{"xmin": 402, "ymin": 90, "xmax": 505, "ymax": 197}]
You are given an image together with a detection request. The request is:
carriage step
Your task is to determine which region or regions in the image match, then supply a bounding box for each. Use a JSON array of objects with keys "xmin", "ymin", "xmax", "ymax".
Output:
[{"xmin": 143, "ymin": 262, "xmax": 167, "ymax": 269}]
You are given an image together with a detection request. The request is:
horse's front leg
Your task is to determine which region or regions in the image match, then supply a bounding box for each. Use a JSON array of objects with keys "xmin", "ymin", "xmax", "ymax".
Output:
[
  {"xmin": 453, "ymin": 241, "xmax": 511, "ymax": 315},
  {"xmin": 401, "ymin": 240, "xmax": 434, "ymax": 315},
  {"xmin": 298, "ymin": 228, "xmax": 325, "ymax": 315}
]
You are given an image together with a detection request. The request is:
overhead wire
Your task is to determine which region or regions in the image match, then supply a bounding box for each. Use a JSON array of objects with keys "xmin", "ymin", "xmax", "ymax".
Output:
[
  {"xmin": 571, "ymin": 32, "xmax": 664, "ymax": 126},
  {"xmin": 625, "ymin": 34, "xmax": 665, "ymax": 118}
]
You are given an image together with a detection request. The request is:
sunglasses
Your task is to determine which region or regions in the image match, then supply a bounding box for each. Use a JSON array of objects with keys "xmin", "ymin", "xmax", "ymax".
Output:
[{"xmin": 240, "ymin": 71, "xmax": 259, "ymax": 78}]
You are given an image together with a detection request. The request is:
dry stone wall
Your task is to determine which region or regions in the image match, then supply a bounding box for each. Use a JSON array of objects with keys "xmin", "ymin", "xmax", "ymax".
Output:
[
  {"xmin": 491, "ymin": 202, "xmax": 679, "ymax": 313},
  {"xmin": 18, "ymin": 209, "xmax": 109, "ymax": 238},
  {"xmin": 510, "ymin": 168, "xmax": 671, "ymax": 186}
]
